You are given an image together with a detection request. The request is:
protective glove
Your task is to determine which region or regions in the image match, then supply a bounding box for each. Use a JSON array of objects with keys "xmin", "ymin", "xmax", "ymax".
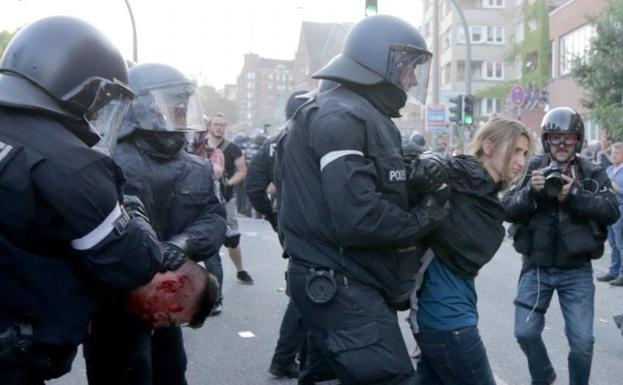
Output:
[
  {"xmin": 265, "ymin": 211, "xmax": 278, "ymax": 233},
  {"xmin": 407, "ymin": 153, "xmax": 448, "ymax": 194},
  {"xmin": 410, "ymin": 195, "xmax": 449, "ymax": 235},
  {"xmin": 123, "ymin": 195, "xmax": 150, "ymax": 223},
  {"xmin": 160, "ymin": 242, "xmax": 188, "ymax": 272}
]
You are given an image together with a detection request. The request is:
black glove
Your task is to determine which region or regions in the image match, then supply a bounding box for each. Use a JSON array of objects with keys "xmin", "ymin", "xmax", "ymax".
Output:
[
  {"xmin": 265, "ymin": 211, "xmax": 278, "ymax": 233},
  {"xmin": 123, "ymin": 195, "xmax": 150, "ymax": 223},
  {"xmin": 161, "ymin": 242, "xmax": 188, "ymax": 272},
  {"xmin": 407, "ymin": 153, "xmax": 448, "ymax": 194},
  {"xmin": 410, "ymin": 196, "xmax": 449, "ymax": 234}
]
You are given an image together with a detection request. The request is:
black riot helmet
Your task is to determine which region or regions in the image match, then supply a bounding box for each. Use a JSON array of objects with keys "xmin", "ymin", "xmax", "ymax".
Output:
[
  {"xmin": 409, "ymin": 132, "xmax": 426, "ymax": 149},
  {"xmin": 125, "ymin": 63, "xmax": 205, "ymax": 157},
  {"xmin": 0, "ymin": 16, "xmax": 134, "ymax": 154},
  {"xmin": 312, "ymin": 15, "xmax": 432, "ymax": 104},
  {"xmin": 541, "ymin": 107, "xmax": 585, "ymax": 153}
]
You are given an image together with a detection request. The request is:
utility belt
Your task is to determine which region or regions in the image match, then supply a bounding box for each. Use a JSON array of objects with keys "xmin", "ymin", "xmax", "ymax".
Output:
[
  {"xmin": 289, "ymin": 259, "xmax": 349, "ymax": 305},
  {"xmin": 0, "ymin": 322, "xmax": 75, "ymax": 380}
]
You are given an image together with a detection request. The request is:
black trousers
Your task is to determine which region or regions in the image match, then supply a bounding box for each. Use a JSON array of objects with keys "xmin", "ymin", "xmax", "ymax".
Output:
[
  {"xmin": 0, "ymin": 367, "xmax": 44, "ymax": 385},
  {"xmin": 288, "ymin": 263, "xmax": 416, "ymax": 385},
  {"xmin": 270, "ymin": 299, "xmax": 307, "ymax": 368},
  {"xmin": 84, "ymin": 300, "xmax": 187, "ymax": 385}
]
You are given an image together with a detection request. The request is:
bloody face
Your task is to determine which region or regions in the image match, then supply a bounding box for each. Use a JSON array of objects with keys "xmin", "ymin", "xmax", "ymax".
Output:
[{"xmin": 126, "ymin": 273, "xmax": 197, "ymax": 329}]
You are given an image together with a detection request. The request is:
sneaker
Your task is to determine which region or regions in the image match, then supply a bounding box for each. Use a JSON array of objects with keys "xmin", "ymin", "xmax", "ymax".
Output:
[
  {"xmin": 237, "ymin": 270, "xmax": 254, "ymax": 285},
  {"xmin": 609, "ymin": 276, "xmax": 623, "ymax": 286},
  {"xmin": 210, "ymin": 301, "xmax": 222, "ymax": 316},
  {"xmin": 613, "ymin": 313, "xmax": 623, "ymax": 330},
  {"xmin": 597, "ymin": 273, "xmax": 617, "ymax": 282},
  {"xmin": 268, "ymin": 361, "xmax": 299, "ymax": 379}
]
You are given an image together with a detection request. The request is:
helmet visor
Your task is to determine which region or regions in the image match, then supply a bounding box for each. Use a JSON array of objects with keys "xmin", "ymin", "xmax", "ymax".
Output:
[
  {"xmin": 132, "ymin": 84, "xmax": 204, "ymax": 132},
  {"xmin": 81, "ymin": 79, "xmax": 134, "ymax": 155},
  {"xmin": 387, "ymin": 44, "xmax": 432, "ymax": 105}
]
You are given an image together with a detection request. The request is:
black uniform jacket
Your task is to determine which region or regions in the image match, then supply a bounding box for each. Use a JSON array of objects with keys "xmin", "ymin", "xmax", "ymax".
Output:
[
  {"xmin": 277, "ymin": 86, "xmax": 437, "ymax": 304},
  {"xmin": 114, "ymin": 139, "xmax": 226, "ymax": 259},
  {"xmin": 504, "ymin": 154, "xmax": 619, "ymax": 268},
  {"xmin": 245, "ymin": 134, "xmax": 278, "ymax": 218},
  {"xmin": 0, "ymin": 109, "xmax": 162, "ymax": 348}
]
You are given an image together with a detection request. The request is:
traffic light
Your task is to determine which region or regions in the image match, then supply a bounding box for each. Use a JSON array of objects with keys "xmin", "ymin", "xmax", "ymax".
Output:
[
  {"xmin": 365, "ymin": 0, "xmax": 378, "ymax": 16},
  {"xmin": 448, "ymin": 94, "xmax": 463, "ymax": 124},
  {"xmin": 463, "ymin": 95, "xmax": 474, "ymax": 125}
]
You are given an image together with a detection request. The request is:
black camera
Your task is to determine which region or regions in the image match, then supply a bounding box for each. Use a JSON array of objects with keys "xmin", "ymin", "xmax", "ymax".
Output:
[{"xmin": 543, "ymin": 161, "xmax": 563, "ymax": 198}]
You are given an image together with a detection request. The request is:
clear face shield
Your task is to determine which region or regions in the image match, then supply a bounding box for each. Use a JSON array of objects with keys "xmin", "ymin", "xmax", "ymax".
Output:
[
  {"xmin": 63, "ymin": 77, "xmax": 134, "ymax": 156},
  {"xmin": 132, "ymin": 83, "xmax": 204, "ymax": 133},
  {"xmin": 386, "ymin": 44, "xmax": 432, "ymax": 105}
]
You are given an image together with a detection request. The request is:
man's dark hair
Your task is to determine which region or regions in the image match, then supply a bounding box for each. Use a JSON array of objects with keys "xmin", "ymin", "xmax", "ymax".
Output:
[{"xmin": 187, "ymin": 266, "xmax": 219, "ymax": 328}]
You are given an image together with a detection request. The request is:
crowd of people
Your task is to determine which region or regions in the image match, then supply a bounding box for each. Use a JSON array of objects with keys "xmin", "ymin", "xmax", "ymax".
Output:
[{"xmin": 0, "ymin": 13, "xmax": 621, "ymax": 385}]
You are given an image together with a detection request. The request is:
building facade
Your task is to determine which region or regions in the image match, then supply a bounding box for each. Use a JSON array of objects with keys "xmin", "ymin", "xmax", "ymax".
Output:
[
  {"xmin": 547, "ymin": 0, "xmax": 609, "ymax": 143},
  {"xmin": 236, "ymin": 53, "xmax": 295, "ymax": 128}
]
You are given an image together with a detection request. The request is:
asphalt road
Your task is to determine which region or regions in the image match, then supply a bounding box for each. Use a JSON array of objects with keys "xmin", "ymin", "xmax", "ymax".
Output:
[{"xmin": 52, "ymin": 217, "xmax": 623, "ymax": 385}]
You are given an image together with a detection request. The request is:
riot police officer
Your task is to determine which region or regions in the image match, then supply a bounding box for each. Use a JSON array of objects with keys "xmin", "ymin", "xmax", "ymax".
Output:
[
  {"xmin": 246, "ymin": 90, "xmax": 309, "ymax": 378},
  {"xmin": 84, "ymin": 63, "xmax": 226, "ymax": 385},
  {"xmin": 0, "ymin": 16, "xmax": 170, "ymax": 385},
  {"xmin": 276, "ymin": 15, "xmax": 448, "ymax": 384}
]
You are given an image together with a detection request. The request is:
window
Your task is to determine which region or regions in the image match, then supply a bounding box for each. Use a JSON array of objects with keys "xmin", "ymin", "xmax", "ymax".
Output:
[
  {"xmin": 483, "ymin": 62, "xmax": 504, "ymax": 80},
  {"xmin": 559, "ymin": 24, "xmax": 596, "ymax": 75},
  {"xmin": 441, "ymin": 63, "xmax": 451, "ymax": 85},
  {"xmin": 481, "ymin": 98, "xmax": 502, "ymax": 114},
  {"xmin": 486, "ymin": 26, "xmax": 504, "ymax": 44},
  {"xmin": 268, "ymin": 74, "xmax": 273, "ymax": 80},
  {"xmin": 246, "ymin": 72, "xmax": 255, "ymax": 79},
  {"xmin": 471, "ymin": 26, "xmax": 484, "ymax": 43},
  {"xmin": 481, "ymin": 0, "xmax": 504, "ymax": 8},
  {"xmin": 457, "ymin": 25, "xmax": 485, "ymax": 44},
  {"xmin": 441, "ymin": 28, "xmax": 451, "ymax": 52}
]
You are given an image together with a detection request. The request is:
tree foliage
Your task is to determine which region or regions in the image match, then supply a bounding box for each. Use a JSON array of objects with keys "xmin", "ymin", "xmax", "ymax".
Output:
[
  {"xmin": 477, "ymin": 0, "xmax": 550, "ymax": 100},
  {"xmin": 197, "ymin": 85, "xmax": 239, "ymax": 125},
  {"xmin": 574, "ymin": 1, "xmax": 623, "ymax": 139},
  {"xmin": 0, "ymin": 30, "xmax": 16, "ymax": 58}
]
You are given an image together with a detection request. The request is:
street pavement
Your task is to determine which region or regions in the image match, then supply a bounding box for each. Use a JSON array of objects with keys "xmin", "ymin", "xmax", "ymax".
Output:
[{"xmin": 53, "ymin": 217, "xmax": 623, "ymax": 385}]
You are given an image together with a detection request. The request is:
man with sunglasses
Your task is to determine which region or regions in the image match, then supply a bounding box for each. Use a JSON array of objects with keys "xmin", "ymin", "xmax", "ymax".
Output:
[{"xmin": 504, "ymin": 107, "xmax": 619, "ymax": 385}]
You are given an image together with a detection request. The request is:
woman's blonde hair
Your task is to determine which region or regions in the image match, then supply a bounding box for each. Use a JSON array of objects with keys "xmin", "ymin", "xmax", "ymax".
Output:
[{"xmin": 470, "ymin": 117, "xmax": 532, "ymax": 190}]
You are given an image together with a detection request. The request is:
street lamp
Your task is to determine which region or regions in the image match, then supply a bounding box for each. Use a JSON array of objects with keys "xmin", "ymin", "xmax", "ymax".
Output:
[{"xmin": 124, "ymin": 0, "xmax": 137, "ymax": 62}]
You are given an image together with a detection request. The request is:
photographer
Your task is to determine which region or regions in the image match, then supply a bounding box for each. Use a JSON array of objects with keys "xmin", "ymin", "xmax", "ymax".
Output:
[{"xmin": 504, "ymin": 107, "xmax": 619, "ymax": 385}]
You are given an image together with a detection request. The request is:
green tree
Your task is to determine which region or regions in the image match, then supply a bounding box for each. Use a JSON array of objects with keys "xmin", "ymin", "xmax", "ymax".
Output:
[
  {"xmin": 198, "ymin": 85, "xmax": 239, "ymax": 125},
  {"xmin": 0, "ymin": 30, "xmax": 16, "ymax": 58},
  {"xmin": 478, "ymin": 0, "xmax": 550, "ymax": 100},
  {"xmin": 574, "ymin": 1, "xmax": 623, "ymax": 140}
]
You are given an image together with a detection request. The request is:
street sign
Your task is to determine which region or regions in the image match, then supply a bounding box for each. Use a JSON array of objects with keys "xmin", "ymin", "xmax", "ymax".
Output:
[
  {"xmin": 510, "ymin": 85, "xmax": 526, "ymax": 106},
  {"xmin": 426, "ymin": 104, "xmax": 447, "ymax": 133}
]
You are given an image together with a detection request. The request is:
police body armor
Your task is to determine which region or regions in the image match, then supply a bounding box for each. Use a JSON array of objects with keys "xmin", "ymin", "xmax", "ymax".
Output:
[{"xmin": 278, "ymin": 86, "xmax": 424, "ymax": 306}]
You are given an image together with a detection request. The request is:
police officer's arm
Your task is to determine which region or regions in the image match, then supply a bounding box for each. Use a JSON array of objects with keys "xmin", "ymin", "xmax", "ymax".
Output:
[
  {"xmin": 245, "ymin": 141, "xmax": 274, "ymax": 217},
  {"xmin": 33, "ymin": 157, "xmax": 162, "ymax": 290},
  {"xmin": 564, "ymin": 168, "xmax": 620, "ymax": 226},
  {"xmin": 503, "ymin": 158, "xmax": 542, "ymax": 223},
  {"xmin": 166, "ymin": 163, "xmax": 227, "ymax": 261},
  {"xmin": 312, "ymin": 112, "xmax": 444, "ymax": 248}
]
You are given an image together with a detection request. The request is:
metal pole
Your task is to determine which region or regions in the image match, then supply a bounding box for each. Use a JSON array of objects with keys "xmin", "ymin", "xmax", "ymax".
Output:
[
  {"xmin": 124, "ymin": 0, "xmax": 138, "ymax": 62},
  {"xmin": 449, "ymin": 0, "xmax": 471, "ymax": 95},
  {"xmin": 432, "ymin": 0, "xmax": 440, "ymax": 104}
]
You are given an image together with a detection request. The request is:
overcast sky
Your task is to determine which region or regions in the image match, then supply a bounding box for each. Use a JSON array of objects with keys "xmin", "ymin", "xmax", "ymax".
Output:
[{"xmin": 1, "ymin": 0, "xmax": 423, "ymax": 88}]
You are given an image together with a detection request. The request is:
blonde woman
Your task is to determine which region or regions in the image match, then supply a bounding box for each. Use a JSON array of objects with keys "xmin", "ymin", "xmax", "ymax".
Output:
[{"xmin": 409, "ymin": 117, "xmax": 532, "ymax": 385}]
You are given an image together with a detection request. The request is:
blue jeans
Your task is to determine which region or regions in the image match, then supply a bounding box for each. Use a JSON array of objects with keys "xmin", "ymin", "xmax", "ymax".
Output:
[
  {"xmin": 415, "ymin": 326, "xmax": 496, "ymax": 385},
  {"xmin": 607, "ymin": 214, "xmax": 623, "ymax": 277},
  {"xmin": 514, "ymin": 263, "xmax": 595, "ymax": 385}
]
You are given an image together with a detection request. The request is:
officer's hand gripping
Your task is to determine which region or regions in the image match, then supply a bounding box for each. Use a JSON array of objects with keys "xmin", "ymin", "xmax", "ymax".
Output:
[
  {"xmin": 123, "ymin": 195, "xmax": 150, "ymax": 223},
  {"xmin": 407, "ymin": 153, "xmax": 448, "ymax": 194},
  {"xmin": 160, "ymin": 242, "xmax": 188, "ymax": 272}
]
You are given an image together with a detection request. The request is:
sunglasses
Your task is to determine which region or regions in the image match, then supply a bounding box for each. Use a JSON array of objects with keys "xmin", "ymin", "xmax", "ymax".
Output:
[{"xmin": 547, "ymin": 135, "xmax": 578, "ymax": 146}]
